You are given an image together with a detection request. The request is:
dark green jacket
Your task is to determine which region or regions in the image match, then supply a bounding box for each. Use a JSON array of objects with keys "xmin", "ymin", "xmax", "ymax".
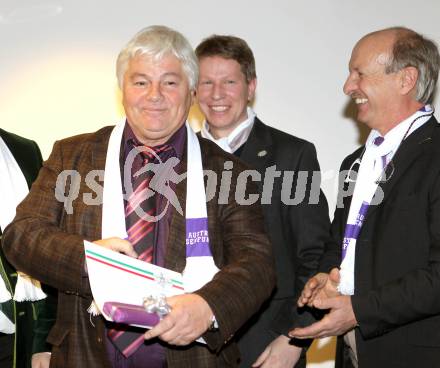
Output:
[{"xmin": 0, "ymin": 129, "xmax": 56, "ymax": 368}]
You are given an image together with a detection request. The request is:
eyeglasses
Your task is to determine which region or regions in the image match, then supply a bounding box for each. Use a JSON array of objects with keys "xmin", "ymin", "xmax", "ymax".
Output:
[
  {"xmin": 375, "ymin": 159, "xmax": 395, "ymax": 184},
  {"xmin": 344, "ymin": 153, "xmax": 395, "ymax": 185},
  {"xmin": 344, "ymin": 157, "xmax": 362, "ymax": 183}
]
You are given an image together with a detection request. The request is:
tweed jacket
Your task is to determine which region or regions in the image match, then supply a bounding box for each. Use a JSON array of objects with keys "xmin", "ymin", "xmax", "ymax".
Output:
[
  {"xmin": 2, "ymin": 125, "xmax": 275, "ymax": 368},
  {"xmin": 0, "ymin": 128, "xmax": 56, "ymax": 367}
]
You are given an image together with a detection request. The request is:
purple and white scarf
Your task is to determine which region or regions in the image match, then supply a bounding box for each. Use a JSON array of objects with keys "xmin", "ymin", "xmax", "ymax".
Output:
[
  {"xmin": 100, "ymin": 119, "xmax": 218, "ymax": 298},
  {"xmin": 339, "ymin": 105, "xmax": 434, "ymax": 295}
]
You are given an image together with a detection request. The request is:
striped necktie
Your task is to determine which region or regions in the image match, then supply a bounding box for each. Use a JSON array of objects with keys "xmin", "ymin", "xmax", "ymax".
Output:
[
  {"xmin": 125, "ymin": 143, "xmax": 172, "ymax": 262},
  {"xmin": 108, "ymin": 143, "xmax": 172, "ymax": 357}
]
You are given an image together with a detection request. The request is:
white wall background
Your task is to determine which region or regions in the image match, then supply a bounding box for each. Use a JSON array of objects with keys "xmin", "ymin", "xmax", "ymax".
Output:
[{"xmin": 1, "ymin": 1, "xmax": 439, "ymax": 366}]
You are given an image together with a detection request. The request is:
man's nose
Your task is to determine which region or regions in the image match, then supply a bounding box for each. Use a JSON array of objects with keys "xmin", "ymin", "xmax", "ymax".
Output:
[
  {"xmin": 211, "ymin": 83, "xmax": 225, "ymax": 100},
  {"xmin": 147, "ymin": 83, "xmax": 162, "ymax": 101},
  {"xmin": 343, "ymin": 74, "xmax": 357, "ymax": 96}
]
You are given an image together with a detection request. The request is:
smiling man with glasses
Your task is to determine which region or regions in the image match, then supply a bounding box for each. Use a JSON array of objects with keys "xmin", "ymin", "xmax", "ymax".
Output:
[{"xmin": 291, "ymin": 27, "xmax": 440, "ymax": 368}]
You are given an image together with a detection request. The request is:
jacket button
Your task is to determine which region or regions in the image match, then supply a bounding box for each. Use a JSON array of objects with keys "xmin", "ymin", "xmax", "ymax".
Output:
[{"xmin": 97, "ymin": 337, "xmax": 102, "ymax": 343}]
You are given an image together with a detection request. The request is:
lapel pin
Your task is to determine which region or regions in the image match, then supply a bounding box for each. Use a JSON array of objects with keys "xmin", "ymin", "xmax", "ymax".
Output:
[
  {"xmin": 257, "ymin": 150, "xmax": 267, "ymax": 157},
  {"xmin": 418, "ymin": 137, "xmax": 432, "ymax": 144}
]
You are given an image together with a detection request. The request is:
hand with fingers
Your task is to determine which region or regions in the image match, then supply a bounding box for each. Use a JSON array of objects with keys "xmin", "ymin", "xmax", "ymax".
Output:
[
  {"xmin": 298, "ymin": 268, "xmax": 341, "ymax": 308},
  {"xmin": 252, "ymin": 335, "xmax": 302, "ymax": 368},
  {"xmin": 31, "ymin": 353, "xmax": 51, "ymax": 368},
  {"xmin": 290, "ymin": 295, "xmax": 357, "ymax": 339},
  {"xmin": 93, "ymin": 237, "xmax": 138, "ymax": 258},
  {"xmin": 144, "ymin": 293, "xmax": 214, "ymax": 346}
]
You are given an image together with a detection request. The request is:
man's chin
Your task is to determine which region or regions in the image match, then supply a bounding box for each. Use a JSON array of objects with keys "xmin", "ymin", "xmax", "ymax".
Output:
[
  {"xmin": 206, "ymin": 119, "xmax": 235, "ymax": 131},
  {"xmin": 355, "ymin": 109, "xmax": 369, "ymax": 124}
]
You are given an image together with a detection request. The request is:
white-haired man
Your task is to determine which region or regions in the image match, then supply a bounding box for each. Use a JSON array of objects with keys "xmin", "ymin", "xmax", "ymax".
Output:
[{"xmin": 3, "ymin": 25, "xmax": 275, "ymax": 368}]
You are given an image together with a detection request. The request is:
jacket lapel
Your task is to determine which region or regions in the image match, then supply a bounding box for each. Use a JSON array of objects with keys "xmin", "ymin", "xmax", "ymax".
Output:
[
  {"xmin": 337, "ymin": 148, "xmax": 364, "ymax": 233},
  {"xmin": 89, "ymin": 127, "xmax": 113, "ymax": 238},
  {"xmin": 91, "ymin": 131, "xmax": 110, "ymax": 173},
  {"xmin": 239, "ymin": 118, "xmax": 272, "ymax": 174},
  {"xmin": 366, "ymin": 117, "xmax": 438, "ymax": 220}
]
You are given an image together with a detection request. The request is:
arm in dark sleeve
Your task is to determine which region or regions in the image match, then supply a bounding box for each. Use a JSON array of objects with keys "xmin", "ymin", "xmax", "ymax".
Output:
[
  {"xmin": 32, "ymin": 285, "xmax": 57, "ymax": 353},
  {"xmin": 194, "ymin": 163, "xmax": 276, "ymax": 350},
  {"xmin": 318, "ymin": 155, "xmax": 354, "ymax": 273},
  {"xmin": 273, "ymin": 143, "xmax": 331, "ymax": 335},
  {"xmin": 27, "ymin": 140, "xmax": 58, "ymax": 355}
]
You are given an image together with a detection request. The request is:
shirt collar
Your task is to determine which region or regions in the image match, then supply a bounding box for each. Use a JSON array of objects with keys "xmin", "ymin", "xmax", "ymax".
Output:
[
  {"xmin": 200, "ymin": 107, "xmax": 256, "ymax": 153},
  {"xmin": 366, "ymin": 104, "xmax": 433, "ymax": 154}
]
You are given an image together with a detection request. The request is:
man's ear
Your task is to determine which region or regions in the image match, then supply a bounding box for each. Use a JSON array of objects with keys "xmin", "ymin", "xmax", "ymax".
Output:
[
  {"xmin": 247, "ymin": 78, "xmax": 257, "ymax": 102},
  {"xmin": 399, "ymin": 66, "xmax": 419, "ymax": 96}
]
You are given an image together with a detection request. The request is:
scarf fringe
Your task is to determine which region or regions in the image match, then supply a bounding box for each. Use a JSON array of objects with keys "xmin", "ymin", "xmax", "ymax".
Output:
[
  {"xmin": 13, "ymin": 273, "xmax": 47, "ymax": 302},
  {"xmin": 87, "ymin": 300, "xmax": 101, "ymax": 316}
]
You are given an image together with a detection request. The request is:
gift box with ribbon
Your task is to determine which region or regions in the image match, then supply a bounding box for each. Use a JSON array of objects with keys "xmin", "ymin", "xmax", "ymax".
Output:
[{"xmin": 103, "ymin": 302, "xmax": 160, "ymax": 327}]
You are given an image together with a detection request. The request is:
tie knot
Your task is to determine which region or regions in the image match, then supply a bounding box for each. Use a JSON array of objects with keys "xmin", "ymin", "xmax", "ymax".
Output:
[
  {"xmin": 373, "ymin": 136, "xmax": 384, "ymax": 146},
  {"xmin": 131, "ymin": 141, "xmax": 173, "ymax": 162},
  {"xmin": 150, "ymin": 143, "xmax": 173, "ymax": 156}
]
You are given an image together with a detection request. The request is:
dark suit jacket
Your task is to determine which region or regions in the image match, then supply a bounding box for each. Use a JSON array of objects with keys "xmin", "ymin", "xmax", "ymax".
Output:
[
  {"xmin": 319, "ymin": 117, "xmax": 440, "ymax": 367},
  {"xmin": 234, "ymin": 119, "xmax": 330, "ymax": 364},
  {"xmin": 2, "ymin": 125, "xmax": 275, "ymax": 368},
  {"xmin": 0, "ymin": 129, "xmax": 56, "ymax": 367}
]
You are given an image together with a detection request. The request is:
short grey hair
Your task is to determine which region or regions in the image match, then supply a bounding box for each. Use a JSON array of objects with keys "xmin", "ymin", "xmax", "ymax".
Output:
[
  {"xmin": 116, "ymin": 25, "xmax": 198, "ymax": 90},
  {"xmin": 381, "ymin": 27, "xmax": 440, "ymax": 104}
]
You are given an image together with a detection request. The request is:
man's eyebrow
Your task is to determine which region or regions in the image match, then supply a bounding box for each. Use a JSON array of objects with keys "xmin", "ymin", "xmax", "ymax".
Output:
[
  {"xmin": 128, "ymin": 72, "xmax": 182, "ymax": 79},
  {"xmin": 129, "ymin": 72, "xmax": 148, "ymax": 79},
  {"xmin": 162, "ymin": 72, "xmax": 182, "ymax": 78}
]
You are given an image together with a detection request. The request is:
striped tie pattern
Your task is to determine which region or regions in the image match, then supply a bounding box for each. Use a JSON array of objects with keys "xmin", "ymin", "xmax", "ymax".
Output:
[{"xmin": 108, "ymin": 143, "xmax": 172, "ymax": 357}]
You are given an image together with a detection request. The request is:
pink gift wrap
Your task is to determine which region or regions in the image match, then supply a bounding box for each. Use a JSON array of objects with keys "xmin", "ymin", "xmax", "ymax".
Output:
[{"xmin": 103, "ymin": 302, "xmax": 160, "ymax": 327}]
